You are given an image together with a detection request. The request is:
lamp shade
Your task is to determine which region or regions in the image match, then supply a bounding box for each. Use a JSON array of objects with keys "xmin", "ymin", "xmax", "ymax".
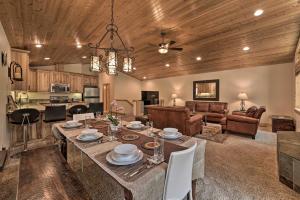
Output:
[
  {"xmin": 238, "ymin": 92, "xmax": 248, "ymax": 100},
  {"xmin": 171, "ymin": 93, "xmax": 177, "ymax": 99}
]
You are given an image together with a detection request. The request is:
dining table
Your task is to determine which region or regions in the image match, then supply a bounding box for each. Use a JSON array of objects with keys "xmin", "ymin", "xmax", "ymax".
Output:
[{"xmin": 52, "ymin": 117, "xmax": 206, "ymax": 200}]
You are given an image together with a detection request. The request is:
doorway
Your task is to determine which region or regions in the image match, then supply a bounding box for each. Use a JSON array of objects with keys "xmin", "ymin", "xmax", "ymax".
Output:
[{"xmin": 103, "ymin": 83, "xmax": 110, "ymax": 112}]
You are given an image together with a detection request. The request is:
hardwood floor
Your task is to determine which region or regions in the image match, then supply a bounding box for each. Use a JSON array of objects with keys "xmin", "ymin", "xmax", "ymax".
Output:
[{"xmin": 18, "ymin": 146, "xmax": 91, "ymax": 200}]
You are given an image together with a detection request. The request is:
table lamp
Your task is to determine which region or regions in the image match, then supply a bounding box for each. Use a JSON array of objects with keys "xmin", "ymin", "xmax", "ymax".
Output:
[
  {"xmin": 238, "ymin": 92, "xmax": 248, "ymax": 111},
  {"xmin": 171, "ymin": 93, "xmax": 177, "ymax": 106}
]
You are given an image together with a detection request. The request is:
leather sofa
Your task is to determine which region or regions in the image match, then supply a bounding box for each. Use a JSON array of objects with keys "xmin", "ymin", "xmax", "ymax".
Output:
[
  {"xmin": 147, "ymin": 106, "xmax": 202, "ymax": 136},
  {"xmin": 185, "ymin": 101, "xmax": 228, "ymax": 128},
  {"xmin": 226, "ymin": 106, "xmax": 266, "ymax": 139}
]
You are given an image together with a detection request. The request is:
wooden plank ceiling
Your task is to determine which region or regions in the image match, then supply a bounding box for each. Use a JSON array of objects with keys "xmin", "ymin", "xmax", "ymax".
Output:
[{"xmin": 0, "ymin": 0, "xmax": 300, "ymax": 80}]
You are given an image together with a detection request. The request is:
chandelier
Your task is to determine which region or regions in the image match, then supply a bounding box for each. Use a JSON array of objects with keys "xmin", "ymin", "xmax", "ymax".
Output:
[{"xmin": 88, "ymin": 0, "xmax": 134, "ymax": 75}]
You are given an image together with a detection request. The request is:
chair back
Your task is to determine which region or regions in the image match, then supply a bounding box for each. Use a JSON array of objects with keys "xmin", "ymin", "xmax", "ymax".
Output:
[
  {"xmin": 73, "ymin": 113, "xmax": 95, "ymax": 121},
  {"xmin": 68, "ymin": 105, "xmax": 88, "ymax": 116},
  {"xmin": 163, "ymin": 143, "xmax": 197, "ymax": 200},
  {"xmin": 88, "ymin": 102, "xmax": 103, "ymax": 114},
  {"xmin": 253, "ymin": 106, "xmax": 266, "ymax": 120},
  {"xmin": 44, "ymin": 105, "xmax": 66, "ymax": 122},
  {"xmin": 10, "ymin": 108, "xmax": 40, "ymax": 125}
]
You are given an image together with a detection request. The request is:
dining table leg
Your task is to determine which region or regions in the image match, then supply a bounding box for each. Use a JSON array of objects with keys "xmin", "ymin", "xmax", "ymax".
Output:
[{"xmin": 192, "ymin": 179, "xmax": 197, "ymax": 200}]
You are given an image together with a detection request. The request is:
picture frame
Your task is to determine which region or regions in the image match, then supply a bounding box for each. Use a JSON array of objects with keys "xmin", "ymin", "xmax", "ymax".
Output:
[{"xmin": 193, "ymin": 79, "xmax": 220, "ymax": 101}]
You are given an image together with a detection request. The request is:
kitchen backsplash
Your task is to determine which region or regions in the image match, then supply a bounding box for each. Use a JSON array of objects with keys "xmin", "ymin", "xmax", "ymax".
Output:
[{"xmin": 11, "ymin": 91, "xmax": 82, "ymax": 103}]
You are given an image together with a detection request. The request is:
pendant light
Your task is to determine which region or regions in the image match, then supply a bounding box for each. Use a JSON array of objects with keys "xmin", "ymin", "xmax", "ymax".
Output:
[{"xmin": 88, "ymin": 0, "xmax": 134, "ymax": 75}]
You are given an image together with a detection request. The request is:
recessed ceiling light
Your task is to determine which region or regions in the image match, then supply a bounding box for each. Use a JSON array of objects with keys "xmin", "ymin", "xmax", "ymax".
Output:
[
  {"xmin": 76, "ymin": 44, "xmax": 82, "ymax": 48},
  {"xmin": 35, "ymin": 44, "xmax": 42, "ymax": 48},
  {"xmin": 44, "ymin": 57, "xmax": 50, "ymax": 60},
  {"xmin": 82, "ymin": 56, "xmax": 87, "ymax": 59},
  {"xmin": 143, "ymin": 76, "xmax": 147, "ymax": 79},
  {"xmin": 254, "ymin": 9, "xmax": 264, "ymax": 17},
  {"xmin": 243, "ymin": 46, "xmax": 250, "ymax": 51},
  {"xmin": 165, "ymin": 63, "xmax": 170, "ymax": 67},
  {"xmin": 133, "ymin": 67, "xmax": 136, "ymax": 70},
  {"xmin": 196, "ymin": 56, "xmax": 202, "ymax": 61}
]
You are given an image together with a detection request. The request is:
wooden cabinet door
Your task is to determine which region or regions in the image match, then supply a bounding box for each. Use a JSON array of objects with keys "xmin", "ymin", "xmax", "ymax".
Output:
[
  {"xmin": 50, "ymin": 71, "xmax": 61, "ymax": 83},
  {"xmin": 82, "ymin": 75, "xmax": 91, "ymax": 86},
  {"xmin": 27, "ymin": 70, "xmax": 37, "ymax": 91},
  {"xmin": 70, "ymin": 74, "xmax": 83, "ymax": 92},
  {"xmin": 10, "ymin": 50, "xmax": 29, "ymax": 91},
  {"xmin": 60, "ymin": 72, "xmax": 70, "ymax": 84},
  {"xmin": 37, "ymin": 70, "xmax": 50, "ymax": 92},
  {"xmin": 90, "ymin": 76, "xmax": 98, "ymax": 86}
]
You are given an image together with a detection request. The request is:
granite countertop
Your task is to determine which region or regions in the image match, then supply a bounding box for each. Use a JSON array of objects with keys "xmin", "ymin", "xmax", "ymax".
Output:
[
  {"xmin": 8, "ymin": 102, "xmax": 87, "ymax": 113},
  {"xmin": 277, "ymin": 131, "xmax": 300, "ymax": 160}
]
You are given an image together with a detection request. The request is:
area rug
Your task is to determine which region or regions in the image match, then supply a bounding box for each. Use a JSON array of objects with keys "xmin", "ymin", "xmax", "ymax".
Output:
[
  {"xmin": 194, "ymin": 133, "xmax": 228, "ymax": 143},
  {"xmin": 196, "ymin": 135, "xmax": 300, "ymax": 200}
]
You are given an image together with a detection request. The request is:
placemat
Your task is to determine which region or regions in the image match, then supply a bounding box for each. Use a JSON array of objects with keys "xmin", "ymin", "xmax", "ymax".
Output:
[
  {"xmin": 116, "ymin": 128, "xmax": 187, "ymax": 163},
  {"xmin": 69, "ymin": 135, "xmax": 109, "ymax": 149},
  {"xmin": 94, "ymin": 151, "xmax": 155, "ymax": 182}
]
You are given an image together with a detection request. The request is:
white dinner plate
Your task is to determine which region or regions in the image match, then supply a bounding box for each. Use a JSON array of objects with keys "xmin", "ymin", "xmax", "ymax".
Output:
[
  {"xmin": 62, "ymin": 122, "xmax": 83, "ymax": 129},
  {"xmin": 106, "ymin": 150, "xmax": 143, "ymax": 165},
  {"xmin": 76, "ymin": 132, "xmax": 103, "ymax": 142},
  {"xmin": 110, "ymin": 150, "xmax": 140, "ymax": 162},
  {"xmin": 159, "ymin": 132, "xmax": 183, "ymax": 139},
  {"xmin": 126, "ymin": 124, "xmax": 145, "ymax": 130}
]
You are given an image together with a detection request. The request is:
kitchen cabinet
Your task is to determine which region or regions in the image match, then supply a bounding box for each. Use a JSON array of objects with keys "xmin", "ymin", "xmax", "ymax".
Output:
[
  {"xmin": 50, "ymin": 71, "xmax": 61, "ymax": 83},
  {"xmin": 37, "ymin": 70, "xmax": 50, "ymax": 92},
  {"xmin": 90, "ymin": 76, "xmax": 98, "ymax": 86},
  {"xmin": 27, "ymin": 70, "xmax": 37, "ymax": 91},
  {"xmin": 82, "ymin": 75, "xmax": 98, "ymax": 87},
  {"xmin": 10, "ymin": 49, "xmax": 30, "ymax": 91},
  {"xmin": 60, "ymin": 72, "xmax": 70, "ymax": 84},
  {"xmin": 70, "ymin": 74, "xmax": 83, "ymax": 92}
]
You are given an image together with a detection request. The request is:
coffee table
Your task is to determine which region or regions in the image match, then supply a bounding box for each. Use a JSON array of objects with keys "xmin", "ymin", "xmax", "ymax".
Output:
[{"xmin": 202, "ymin": 123, "xmax": 222, "ymax": 137}]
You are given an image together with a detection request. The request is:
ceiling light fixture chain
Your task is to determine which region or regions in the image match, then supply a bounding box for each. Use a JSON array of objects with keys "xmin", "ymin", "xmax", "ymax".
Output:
[{"xmin": 88, "ymin": 0, "xmax": 134, "ymax": 74}]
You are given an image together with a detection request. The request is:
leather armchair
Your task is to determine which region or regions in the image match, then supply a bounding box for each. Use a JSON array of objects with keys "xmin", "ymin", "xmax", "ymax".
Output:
[
  {"xmin": 226, "ymin": 106, "xmax": 266, "ymax": 139},
  {"xmin": 147, "ymin": 106, "xmax": 202, "ymax": 136}
]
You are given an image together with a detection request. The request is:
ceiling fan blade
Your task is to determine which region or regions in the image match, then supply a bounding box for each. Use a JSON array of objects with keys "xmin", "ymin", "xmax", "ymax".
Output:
[
  {"xmin": 169, "ymin": 40, "xmax": 176, "ymax": 45},
  {"xmin": 169, "ymin": 47, "xmax": 183, "ymax": 51}
]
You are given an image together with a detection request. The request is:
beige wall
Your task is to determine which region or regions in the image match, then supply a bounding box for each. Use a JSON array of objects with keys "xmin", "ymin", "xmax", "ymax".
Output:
[
  {"xmin": 98, "ymin": 72, "xmax": 141, "ymax": 103},
  {"xmin": 0, "ymin": 22, "xmax": 11, "ymax": 148},
  {"xmin": 142, "ymin": 63, "xmax": 294, "ymax": 124}
]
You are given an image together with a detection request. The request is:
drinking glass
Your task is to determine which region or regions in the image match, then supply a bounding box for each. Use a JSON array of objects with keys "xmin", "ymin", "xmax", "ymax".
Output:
[
  {"xmin": 153, "ymin": 135, "xmax": 164, "ymax": 163},
  {"xmin": 95, "ymin": 112, "xmax": 101, "ymax": 120},
  {"xmin": 108, "ymin": 124, "xmax": 117, "ymax": 141}
]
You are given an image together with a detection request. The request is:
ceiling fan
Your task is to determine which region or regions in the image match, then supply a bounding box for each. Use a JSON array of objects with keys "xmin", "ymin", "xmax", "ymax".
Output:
[{"xmin": 151, "ymin": 31, "xmax": 183, "ymax": 54}]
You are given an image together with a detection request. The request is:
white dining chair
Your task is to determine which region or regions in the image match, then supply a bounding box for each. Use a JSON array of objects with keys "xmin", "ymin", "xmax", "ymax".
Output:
[
  {"xmin": 73, "ymin": 113, "xmax": 95, "ymax": 121},
  {"xmin": 163, "ymin": 143, "xmax": 197, "ymax": 200}
]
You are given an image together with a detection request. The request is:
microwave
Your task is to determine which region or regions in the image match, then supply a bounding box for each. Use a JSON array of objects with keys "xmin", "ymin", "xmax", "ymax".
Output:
[{"xmin": 50, "ymin": 83, "xmax": 70, "ymax": 93}]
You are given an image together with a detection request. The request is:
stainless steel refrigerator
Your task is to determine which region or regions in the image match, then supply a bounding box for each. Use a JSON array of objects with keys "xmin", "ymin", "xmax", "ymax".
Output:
[{"xmin": 83, "ymin": 86, "xmax": 100, "ymax": 103}]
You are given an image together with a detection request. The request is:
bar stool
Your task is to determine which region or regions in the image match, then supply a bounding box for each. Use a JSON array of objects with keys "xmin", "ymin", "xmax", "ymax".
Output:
[
  {"xmin": 88, "ymin": 102, "xmax": 103, "ymax": 115},
  {"xmin": 9, "ymin": 108, "xmax": 40, "ymax": 151},
  {"xmin": 68, "ymin": 105, "xmax": 88, "ymax": 118},
  {"xmin": 43, "ymin": 105, "xmax": 66, "ymax": 139}
]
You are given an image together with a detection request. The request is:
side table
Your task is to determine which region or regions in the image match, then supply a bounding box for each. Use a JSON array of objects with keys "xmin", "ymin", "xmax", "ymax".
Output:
[{"xmin": 272, "ymin": 115, "xmax": 295, "ymax": 133}]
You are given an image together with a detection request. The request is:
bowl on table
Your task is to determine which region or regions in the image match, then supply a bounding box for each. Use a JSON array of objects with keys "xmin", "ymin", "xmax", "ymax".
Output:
[
  {"xmin": 163, "ymin": 128, "xmax": 178, "ymax": 136},
  {"xmin": 106, "ymin": 144, "xmax": 143, "ymax": 165},
  {"xmin": 127, "ymin": 121, "xmax": 144, "ymax": 129},
  {"xmin": 63, "ymin": 120, "xmax": 82, "ymax": 128},
  {"xmin": 76, "ymin": 129, "xmax": 103, "ymax": 142}
]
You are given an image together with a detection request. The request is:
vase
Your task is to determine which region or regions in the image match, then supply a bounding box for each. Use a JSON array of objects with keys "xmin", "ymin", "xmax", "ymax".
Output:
[{"xmin": 110, "ymin": 124, "xmax": 119, "ymax": 132}]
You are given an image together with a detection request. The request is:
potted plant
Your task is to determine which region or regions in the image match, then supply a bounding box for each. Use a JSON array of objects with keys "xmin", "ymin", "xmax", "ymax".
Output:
[{"xmin": 107, "ymin": 114, "xmax": 119, "ymax": 132}]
